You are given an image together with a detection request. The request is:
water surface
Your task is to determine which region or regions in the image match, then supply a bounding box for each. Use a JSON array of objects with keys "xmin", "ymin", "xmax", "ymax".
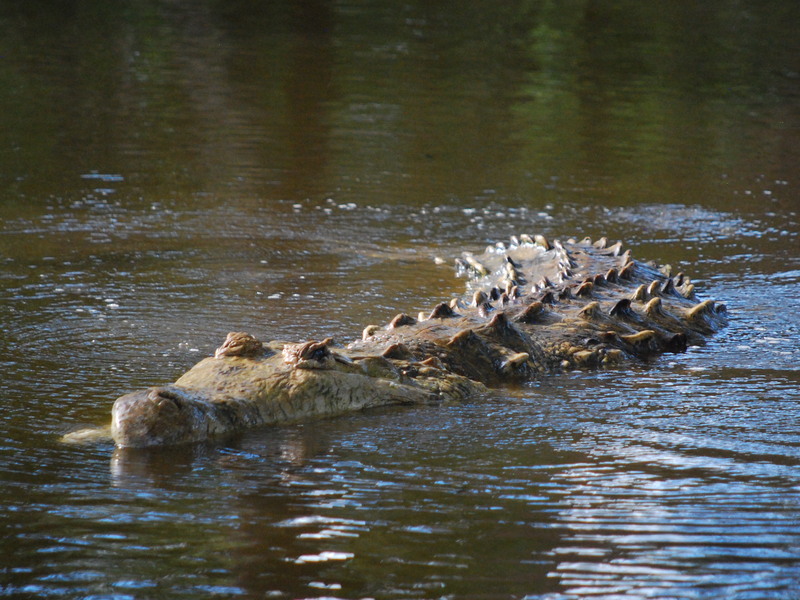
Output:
[{"xmin": 1, "ymin": 1, "xmax": 799, "ymax": 598}]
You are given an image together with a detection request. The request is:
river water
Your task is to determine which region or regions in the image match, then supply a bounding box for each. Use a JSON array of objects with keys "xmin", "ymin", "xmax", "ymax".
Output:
[{"xmin": 1, "ymin": 1, "xmax": 799, "ymax": 599}]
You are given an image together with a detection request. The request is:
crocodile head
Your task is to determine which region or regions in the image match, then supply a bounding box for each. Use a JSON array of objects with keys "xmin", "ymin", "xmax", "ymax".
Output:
[{"xmin": 110, "ymin": 334, "xmax": 486, "ymax": 447}]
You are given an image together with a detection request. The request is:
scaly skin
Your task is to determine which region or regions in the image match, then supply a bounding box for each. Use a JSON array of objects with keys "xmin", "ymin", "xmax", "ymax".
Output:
[{"xmin": 82, "ymin": 235, "xmax": 727, "ymax": 448}]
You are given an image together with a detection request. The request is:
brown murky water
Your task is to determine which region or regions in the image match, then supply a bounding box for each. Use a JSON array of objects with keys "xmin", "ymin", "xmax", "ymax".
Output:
[{"xmin": 1, "ymin": 1, "xmax": 799, "ymax": 598}]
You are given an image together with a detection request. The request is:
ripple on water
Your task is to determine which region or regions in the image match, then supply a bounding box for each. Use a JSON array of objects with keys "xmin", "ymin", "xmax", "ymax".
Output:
[{"xmin": 1, "ymin": 193, "xmax": 799, "ymax": 598}]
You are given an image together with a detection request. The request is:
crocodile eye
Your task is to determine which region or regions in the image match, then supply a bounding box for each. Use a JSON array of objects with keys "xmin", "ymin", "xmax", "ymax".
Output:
[{"xmin": 309, "ymin": 347, "xmax": 328, "ymax": 361}]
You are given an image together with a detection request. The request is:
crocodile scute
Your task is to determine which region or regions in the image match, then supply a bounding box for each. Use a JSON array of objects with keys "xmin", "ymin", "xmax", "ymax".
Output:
[{"xmin": 106, "ymin": 235, "xmax": 727, "ymax": 447}]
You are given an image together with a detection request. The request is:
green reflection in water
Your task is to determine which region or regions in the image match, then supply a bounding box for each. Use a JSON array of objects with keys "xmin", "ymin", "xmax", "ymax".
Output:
[{"xmin": 0, "ymin": 0, "xmax": 797, "ymax": 207}]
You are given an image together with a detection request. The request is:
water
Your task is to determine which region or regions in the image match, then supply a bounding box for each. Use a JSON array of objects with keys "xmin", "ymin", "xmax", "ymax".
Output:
[{"xmin": 1, "ymin": 1, "xmax": 799, "ymax": 598}]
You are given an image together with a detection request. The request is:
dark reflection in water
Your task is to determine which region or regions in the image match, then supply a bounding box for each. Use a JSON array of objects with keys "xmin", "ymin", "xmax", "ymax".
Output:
[{"xmin": 1, "ymin": 0, "xmax": 799, "ymax": 598}]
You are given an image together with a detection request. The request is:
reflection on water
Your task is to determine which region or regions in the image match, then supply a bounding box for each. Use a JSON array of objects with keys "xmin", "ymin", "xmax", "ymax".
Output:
[
  {"xmin": 1, "ymin": 0, "xmax": 800, "ymax": 598},
  {"xmin": 1, "ymin": 0, "xmax": 798, "ymax": 205}
]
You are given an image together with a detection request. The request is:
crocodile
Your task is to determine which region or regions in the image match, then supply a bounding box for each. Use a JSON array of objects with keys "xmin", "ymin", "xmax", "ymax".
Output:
[{"xmin": 64, "ymin": 235, "xmax": 727, "ymax": 448}]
